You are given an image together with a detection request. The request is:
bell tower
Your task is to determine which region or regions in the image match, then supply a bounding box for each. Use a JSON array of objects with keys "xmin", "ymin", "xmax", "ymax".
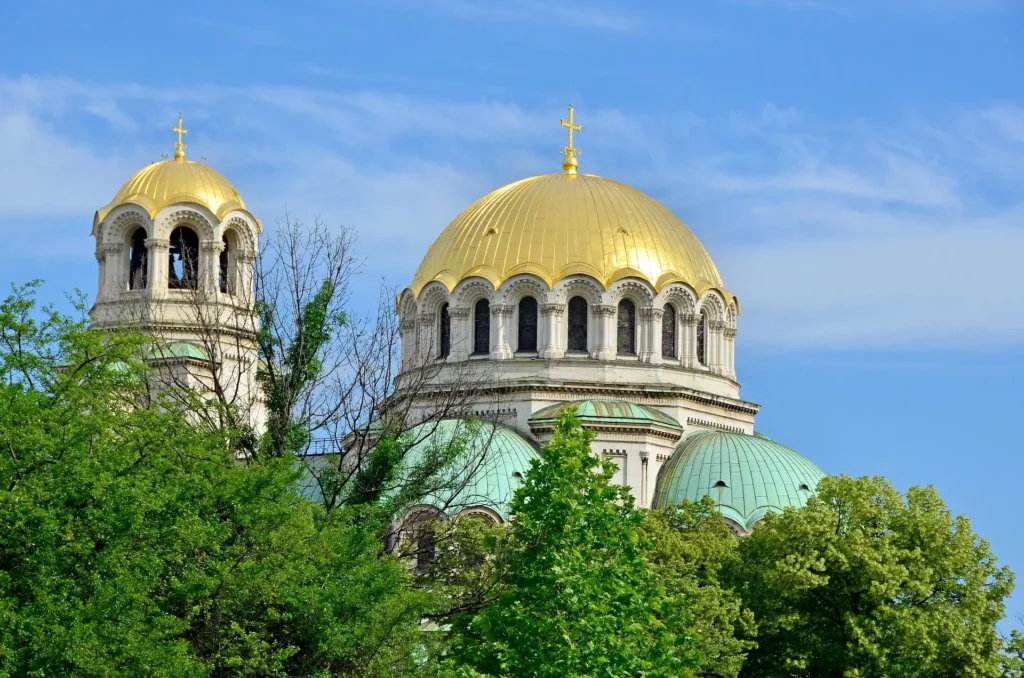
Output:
[{"xmin": 90, "ymin": 118, "xmax": 265, "ymax": 430}]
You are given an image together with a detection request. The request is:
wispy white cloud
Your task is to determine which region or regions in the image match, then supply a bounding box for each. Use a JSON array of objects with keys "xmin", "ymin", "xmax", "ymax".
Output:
[{"xmin": 1, "ymin": 74, "xmax": 1021, "ymax": 350}]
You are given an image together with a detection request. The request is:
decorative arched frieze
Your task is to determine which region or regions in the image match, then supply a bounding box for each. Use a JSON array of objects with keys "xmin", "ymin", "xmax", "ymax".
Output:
[
  {"xmin": 498, "ymin": 275, "xmax": 550, "ymax": 306},
  {"xmin": 658, "ymin": 283, "xmax": 697, "ymax": 314},
  {"xmin": 608, "ymin": 279, "xmax": 655, "ymax": 307},
  {"xmin": 221, "ymin": 214, "xmax": 258, "ymax": 253},
  {"xmin": 452, "ymin": 278, "xmax": 495, "ymax": 309},
  {"xmin": 698, "ymin": 291, "xmax": 726, "ymax": 321},
  {"xmin": 104, "ymin": 207, "xmax": 153, "ymax": 245},
  {"xmin": 457, "ymin": 506, "xmax": 503, "ymax": 525},
  {"xmin": 418, "ymin": 282, "xmax": 450, "ymax": 316},
  {"xmin": 156, "ymin": 207, "xmax": 217, "ymax": 242},
  {"xmin": 552, "ymin": 276, "xmax": 604, "ymax": 305}
]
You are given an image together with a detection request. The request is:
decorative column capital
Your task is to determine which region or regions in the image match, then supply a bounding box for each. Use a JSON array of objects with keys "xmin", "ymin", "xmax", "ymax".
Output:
[
  {"xmin": 540, "ymin": 303, "xmax": 565, "ymax": 317},
  {"xmin": 593, "ymin": 304, "xmax": 617, "ymax": 317},
  {"xmin": 490, "ymin": 304, "xmax": 515, "ymax": 317},
  {"xmin": 710, "ymin": 319, "xmax": 726, "ymax": 331},
  {"xmin": 680, "ymin": 313, "xmax": 699, "ymax": 326},
  {"xmin": 448, "ymin": 307, "xmax": 470, "ymax": 319},
  {"xmin": 145, "ymin": 238, "xmax": 170, "ymax": 251},
  {"xmin": 640, "ymin": 308, "xmax": 663, "ymax": 321},
  {"xmin": 200, "ymin": 241, "xmax": 225, "ymax": 253},
  {"xmin": 400, "ymin": 319, "xmax": 417, "ymax": 332},
  {"xmin": 724, "ymin": 327, "xmax": 738, "ymax": 339},
  {"xmin": 417, "ymin": 313, "xmax": 435, "ymax": 328}
]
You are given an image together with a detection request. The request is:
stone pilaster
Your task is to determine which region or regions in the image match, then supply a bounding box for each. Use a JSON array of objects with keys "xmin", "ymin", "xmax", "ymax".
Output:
[
  {"xmin": 640, "ymin": 307, "xmax": 663, "ymax": 364},
  {"xmin": 593, "ymin": 304, "xmax": 617, "ymax": 360},
  {"xmin": 490, "ymin": 304, "xmax": 514, "ymax": 360},
  {"xmin": 448, "ymin": 307, "xmax": 471, "ymax": 361},
  {"xmin": 539, "ymin": 303, "xmax": 565, "ymax": 359},
  {"xmin": 680, "ymin": 312, "xmax": 699, "ymax": 368},
  {"xmin": 145, "ymin": 238, "xmax": 170, "ymax": 299}
]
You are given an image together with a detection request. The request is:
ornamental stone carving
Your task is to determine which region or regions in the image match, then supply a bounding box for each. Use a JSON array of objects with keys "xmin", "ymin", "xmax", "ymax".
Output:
[{"xmin": 540, "ymin": 303, "xmax": 565, "ymax": 317}]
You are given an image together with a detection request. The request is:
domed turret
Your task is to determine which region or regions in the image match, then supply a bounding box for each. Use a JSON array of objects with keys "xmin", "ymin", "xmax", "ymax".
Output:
[
  {"xmin": 399, "ymin": 419, "xmax": 540, "ymax": 523},
  {"xmin": 89, "ymin": 118, "xmax": 264, "ymax": 430},
  {"xmin": 653, "ymin": 431, "xmax": 826, "ymax": 534}
]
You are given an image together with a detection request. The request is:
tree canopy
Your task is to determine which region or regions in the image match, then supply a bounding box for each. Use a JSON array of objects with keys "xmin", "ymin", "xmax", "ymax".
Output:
[
  {"xmin": 730, "ymin": 474, "xmax": 1014, "ymax": 678},
  {"xmin": 0, "ymin": 283, "xmax": 440, "ymax": 677},
  {"xmin": 443, "ymin": 410, "xmax": 702, "ymax": 677}
]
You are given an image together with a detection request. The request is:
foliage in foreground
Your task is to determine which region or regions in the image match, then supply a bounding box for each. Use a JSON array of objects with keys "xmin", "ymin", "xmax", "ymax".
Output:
[
  {"xmin": 0, "ymin": 284, "xmax": 437, "ymax": 677},
  {"xmin": 641, "ymin": 498, "xmax": 757, "ymax": 678},
  {"xmin": 441, "ymin": 410, "xmax": 702, "ymax": 677},
  {"xmin": 731, "ymin": 474, "xmax": 1015, "ymax": 678}
]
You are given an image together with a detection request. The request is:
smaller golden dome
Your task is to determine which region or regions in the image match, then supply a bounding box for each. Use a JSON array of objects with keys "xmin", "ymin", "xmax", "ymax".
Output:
[{"xmin": 96, "ymin": 157, "xmax": 249, "ymax": 224}]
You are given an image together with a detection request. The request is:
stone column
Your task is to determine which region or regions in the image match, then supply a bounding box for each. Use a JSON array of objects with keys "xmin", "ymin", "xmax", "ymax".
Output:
[
  {"xmin": 593, "ymin": 304, "xmax": 616, "ymax": 360},
  {"xmin": 639, "ymin": 450, "xmax": 650, "ymax": 508},
  {"xmin": 449, "ymin": 307, "xmax": 470, "ymax": 361},
  {"xmin": 97, "ymin": 243, "xmax": 122, "ymax": 300},
  {"xmin": 709, "ymin": 320, "xmax": 726, "ymax": 374},
  {"xmin": 539, "ymin": 303, "xmax": 565, "ymax": 359},
  {"xmin": 417, "ymin": 312, "xmax": 436, "ymax": 361},
  {"xmin": 640, "ymin": 308, "xmax": 663, "ymax": 364},
  {"xmin": 724, "ymin": 326, "xmax": 737, "ymax": 380},
  {"xmin": 399, "ymin": 318, "xmax": 417, "ymax": 369},
  {"xmin": 201, "ymin": 240, "xmax": 224, "ymax": 294},
  {"xmin": 680, "ymin": 313, "xmax": 698, "ymax": 368},
  {"xmin": 235, "ymin": 251, "xmax": 256, "ymax": 304},
  {"xmin": 490, "ymin": 304, "xmax": 514, "ymax": 360},
  {"xmin": 146, "ymin": 238, "xmax": 170, "ymax": 300}
]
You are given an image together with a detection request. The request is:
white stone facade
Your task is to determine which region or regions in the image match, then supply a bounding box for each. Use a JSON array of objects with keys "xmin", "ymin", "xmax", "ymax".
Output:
[
  {"xmin": 397, "ymin": 273, "xmax": 756, "ymax": 509},
  {"xmin": 90, "ymin": 201, "xmax": 266, "ymax": 430}
]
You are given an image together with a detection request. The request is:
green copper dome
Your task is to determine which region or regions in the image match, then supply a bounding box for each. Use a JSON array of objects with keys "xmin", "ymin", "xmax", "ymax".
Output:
[
  {"xmin": 653, "ymin": 431, "xmax": 825, "ymax": 531},
  {"xmin": 530, "ymin": 400, "xmax": 682, "ymax": 431},
  {"xmin": 401, "ymin": 419, "xmax": 540, "ymax": 521}
]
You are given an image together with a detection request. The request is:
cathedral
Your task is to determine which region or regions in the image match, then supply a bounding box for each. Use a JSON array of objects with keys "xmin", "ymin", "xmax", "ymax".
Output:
[{"xmin": 89, "ymin": 109, "xmax": 825, "ymax": 536}]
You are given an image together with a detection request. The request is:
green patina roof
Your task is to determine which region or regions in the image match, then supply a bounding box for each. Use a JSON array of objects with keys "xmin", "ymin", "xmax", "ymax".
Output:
[
  {"xmin": 299, "ymin": 420, "xmax": 540, "ymax": 520},
  {"xmin": 653, "ymin": 430, "xmax": 825, "ymax": 530},
  {"xmin": 401, "ymin": 419, "xmax": 540, "ymax": 520},
  {"xmin": 147, "ymin": 342, "xmax": 209, "ymax": 362},
  {"xmin": 530, "ymin": 399, "xmax": 682, "ymax": 430}
]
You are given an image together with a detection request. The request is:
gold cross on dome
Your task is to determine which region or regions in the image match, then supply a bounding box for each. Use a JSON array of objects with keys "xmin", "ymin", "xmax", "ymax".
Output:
[
  {"xmin": 172, "ymin": 115, "xmax": 188, "ymax": 160},
  {"xmin": 560, "ymin": 105, "xmax": 581, "ymax": 155}
]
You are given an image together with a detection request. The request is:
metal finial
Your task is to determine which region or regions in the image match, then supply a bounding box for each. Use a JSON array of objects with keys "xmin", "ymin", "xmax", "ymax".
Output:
[
  {"xmin": 172, "ymin": 115, "xmax": 188, "ymax": 161},
  {"xmin": 560, "ymin": 104, "xmax": 582, "ymax": 173}
]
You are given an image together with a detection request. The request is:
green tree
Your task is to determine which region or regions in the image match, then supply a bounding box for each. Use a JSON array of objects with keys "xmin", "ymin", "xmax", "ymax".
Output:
[
  {"xmin": 444, "ymin": 409, "xmax": 702, "ymax": 677},
  {"xmin": 0, "ymin": 283, "xmax": 439, "ymax": 677},
  {"xmin": 641, "ymin": 499, "xmax": 757, "ymax": 678},
  {"xmin": 731, "ymin": 475, "xmax": 1014, "ymax": 678},
  {"xmin": 1001, "ymin": 620, "xmax": 1024, "ymax": 677}
]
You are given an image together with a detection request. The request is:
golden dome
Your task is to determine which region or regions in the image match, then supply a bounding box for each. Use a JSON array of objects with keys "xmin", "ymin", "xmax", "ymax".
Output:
[
  {"xmin": 409, "ymin": 172, "xmax": 730, "ymax": 300},
  {"xmin": 95, "ymin": 157, "xmax": 249, "ymax": 224}
]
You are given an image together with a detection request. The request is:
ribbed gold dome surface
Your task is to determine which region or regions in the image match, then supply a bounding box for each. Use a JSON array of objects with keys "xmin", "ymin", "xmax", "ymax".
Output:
[
  {"xmin": 409, "ymin": 172, "xmax": 728, "ymax": 298},
  {"xmin": 96, "ymin": 158, "xmax": 248, "ymax": 223}
]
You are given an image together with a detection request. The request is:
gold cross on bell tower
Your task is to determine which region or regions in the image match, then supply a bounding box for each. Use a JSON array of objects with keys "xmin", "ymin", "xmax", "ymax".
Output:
[
  {"xmin": 560, "ymin": 105, "xmax": 582, "ymax": 174},
  {"xmin": 172, "ymin": 115, "xmax": 188, "ymax": 161}
]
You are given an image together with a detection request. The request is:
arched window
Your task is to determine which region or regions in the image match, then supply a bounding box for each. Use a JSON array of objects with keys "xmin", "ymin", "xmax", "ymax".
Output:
[
  {"xmin": 697, "ymin": 309, "xmax": 708, "ymax": 366},
  {"xmin": 168, "ymin": 226, "xmax": 199, "ymax": 290},
  {"xmin": 439, "ymin": 303, "xmax": 451, "ymax": 358},
  {"xmin": 128, "ymin": 227, "xmax": 148, "ymax": 290},
  {"xmin": 414, "ymin": 525, "xmax": 436, "ymax": 575},
  {"xmin": 517, "ymin": 297, "xmax": 538, "ymax": 353},
  {"xmin": 218, "ymin": 234, "xmax": 231, "ymax": 293},
  {"xmin": 617, "ymin": 299, "xmax": 636, "ymax": 355},
  {"xmin": 662, "ymin": 303, "xmax": 676, "ymax": 358},
  {"xmin": 567, "ymin": 296, "xmax": 588, "ymax": 352},
  {"xmin": 473, "ymin": 299, "xmax": 490, "ymax": 355}
]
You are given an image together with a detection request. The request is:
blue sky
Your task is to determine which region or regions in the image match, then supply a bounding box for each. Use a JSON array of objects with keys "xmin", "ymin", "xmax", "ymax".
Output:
[{"xmin": 2, "ymin": 0, "xmax": 1023, "ymax": 622}]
